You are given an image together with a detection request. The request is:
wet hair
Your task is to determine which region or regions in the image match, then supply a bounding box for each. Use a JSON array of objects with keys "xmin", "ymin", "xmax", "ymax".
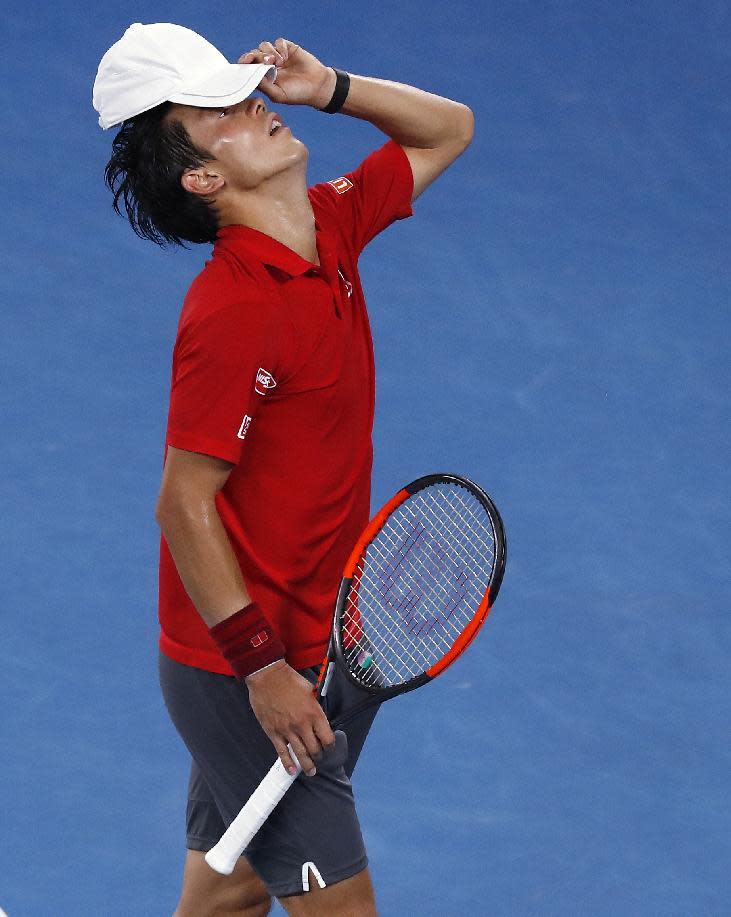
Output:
[{"xmin": 104, "ymin": 102, "xmax": 219, "ymax": 247}]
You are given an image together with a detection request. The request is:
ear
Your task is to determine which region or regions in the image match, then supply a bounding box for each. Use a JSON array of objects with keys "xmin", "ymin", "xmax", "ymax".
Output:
[{"xmin": 181, "ymin": 168, "xmax": 225, "ymax": 198}]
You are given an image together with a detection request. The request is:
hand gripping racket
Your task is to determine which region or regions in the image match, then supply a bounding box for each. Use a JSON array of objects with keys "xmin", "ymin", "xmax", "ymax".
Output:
[{"xmin": 205, "ymin": 472, "xmax": 506, "ymax": 875}]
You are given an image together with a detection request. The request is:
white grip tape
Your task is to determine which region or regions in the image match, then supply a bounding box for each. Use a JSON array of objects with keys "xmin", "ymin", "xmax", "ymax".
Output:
[{"xmin": 205, "ymin": 746, "xmax": 301, "ymax": 875}]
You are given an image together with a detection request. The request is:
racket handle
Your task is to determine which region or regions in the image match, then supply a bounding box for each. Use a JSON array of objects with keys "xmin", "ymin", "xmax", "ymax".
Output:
[{"xmin": 205, "ymin": 748, "xmax": 301, "ymax": 875}]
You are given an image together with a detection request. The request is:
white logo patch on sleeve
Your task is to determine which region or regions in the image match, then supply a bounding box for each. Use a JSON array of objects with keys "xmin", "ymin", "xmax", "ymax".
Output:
[
  {"xmin": 328, "ymin": 176, "xmax": 353, "ymax": 194},
  {"xmin": 237, "ymin": 415, "xmax": 252, "ymax": 440},
  {"xmin": 255, "ymin": 367, "xmax": 277, "ymax": 395}
]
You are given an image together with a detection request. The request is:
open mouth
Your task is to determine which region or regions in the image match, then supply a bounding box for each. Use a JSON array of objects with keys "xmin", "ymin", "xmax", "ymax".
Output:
[{"xmin": 269, "ymin": 117, "xmax": 284, "ymax": 136}]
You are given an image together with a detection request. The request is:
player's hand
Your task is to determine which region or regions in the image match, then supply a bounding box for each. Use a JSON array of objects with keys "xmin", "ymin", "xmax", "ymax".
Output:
[
  {"xmin": 246, "ymin": 660, "xmax": 336, "ymax": 776},
  {"xmin": 238, "ymin": 39, "xmax": 337, "ymax": 109}
]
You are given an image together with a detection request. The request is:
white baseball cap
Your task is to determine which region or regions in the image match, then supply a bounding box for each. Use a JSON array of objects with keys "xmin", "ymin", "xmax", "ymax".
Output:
[{"xmin": 93, "ymin": 22, "xmax": 277, "ymax": 130}]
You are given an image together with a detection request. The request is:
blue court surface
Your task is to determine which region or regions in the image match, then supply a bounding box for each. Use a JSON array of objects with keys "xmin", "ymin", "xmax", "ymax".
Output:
[{"xmin": 1, "ymin": 1, "xmax": 728, "ymax": 914}]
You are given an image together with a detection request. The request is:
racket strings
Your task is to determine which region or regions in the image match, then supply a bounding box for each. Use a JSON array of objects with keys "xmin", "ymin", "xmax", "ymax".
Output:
[
  {"xmin": 359, "ymin": 517, "xmax": 471, "ymax": 654},
  {"xmin": 388, "ymin": 502, "xmax": 490, "ymax": 604},
  {"xmin": 346, "ymin": 558, "xmax": 449, "ymax": 673},
  {"xmin": 346, "ymin": 523, "xmax": 479, "ymax": 679},
  {"xmin": 343, "ymin": 504, "xmax": 489, "ymax": 685},
  {"xmin": 340, "ymin": 481, "xmax": 497, "ymax": 688},
  {"xmin": 431, "ymin": 486, "xmax": 497, "ymax": 567}
]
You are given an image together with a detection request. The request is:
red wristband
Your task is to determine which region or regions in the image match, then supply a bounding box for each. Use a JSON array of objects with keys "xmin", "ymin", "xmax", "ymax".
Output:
[{"xmin": 208, "ymin": 602, "xmax": 286, "ymax": 680}]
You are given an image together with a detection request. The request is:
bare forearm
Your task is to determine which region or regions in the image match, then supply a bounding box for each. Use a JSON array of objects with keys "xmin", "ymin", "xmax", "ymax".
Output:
[
  {"xmin": 316, "ymin": 70, "xmax": 473, "ymax": 148},
  {"xmin": 157, "ymin": 498, "xmax": 250, "ymax": 627}
]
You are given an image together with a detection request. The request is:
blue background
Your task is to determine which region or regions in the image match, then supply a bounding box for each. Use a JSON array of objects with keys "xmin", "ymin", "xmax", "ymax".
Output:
[{"xmin": 1, "ymin": 1, "xmax": 728, "ymax": 914}]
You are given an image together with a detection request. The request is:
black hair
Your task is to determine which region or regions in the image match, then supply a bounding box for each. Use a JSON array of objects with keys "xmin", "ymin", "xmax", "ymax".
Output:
[{"xmin": 104, "ymin": 102, "xmax": 219, "ymax": 247}]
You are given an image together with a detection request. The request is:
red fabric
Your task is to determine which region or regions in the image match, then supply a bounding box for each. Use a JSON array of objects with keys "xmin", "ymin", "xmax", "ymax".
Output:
[
  {"xmin": 159, "ymin": 139, "xmax": 414, "ymax": 674},
  {"xmin": 208, "ymin": 603, "xmax": 286, "ymax": 680}
]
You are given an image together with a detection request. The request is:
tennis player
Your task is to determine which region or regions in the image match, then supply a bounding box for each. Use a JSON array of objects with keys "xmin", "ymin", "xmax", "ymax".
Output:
[{"xmin": 94, "ymin": 23, "xmax": 473, "ymax": 917}]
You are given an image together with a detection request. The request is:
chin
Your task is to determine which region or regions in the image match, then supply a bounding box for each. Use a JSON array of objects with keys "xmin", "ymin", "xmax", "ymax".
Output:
[
  {"xmin": 291, "ymin": 134, "xmax": 307, "ymax": 154},
  {"xmin": 287, "ymin": 137, "xmax": 309, "ymax": 165}
]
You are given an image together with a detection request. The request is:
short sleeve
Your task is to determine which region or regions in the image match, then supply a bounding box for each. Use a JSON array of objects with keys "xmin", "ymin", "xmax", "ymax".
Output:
[
  {"xmin": 165, "ymin": 303, "xmax": 281, "ymax": 465},
  {"xmin": 314, "ymin": 139, "xmax": 414, "ymax": 255}
]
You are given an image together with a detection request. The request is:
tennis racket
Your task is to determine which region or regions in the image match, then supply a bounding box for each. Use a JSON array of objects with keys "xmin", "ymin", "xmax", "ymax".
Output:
[{"xmin": 205, "ymin": 472, "xmax": 506, "ymax": 875}]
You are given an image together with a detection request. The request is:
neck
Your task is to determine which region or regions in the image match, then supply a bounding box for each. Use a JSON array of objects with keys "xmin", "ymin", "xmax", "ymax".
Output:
[{"xmin": 216, "ymin": 169, "xmax": 319, "ymax": 266}]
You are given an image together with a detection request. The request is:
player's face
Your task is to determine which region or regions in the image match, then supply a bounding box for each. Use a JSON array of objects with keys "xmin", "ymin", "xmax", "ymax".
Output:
[{"xmin": 168, "ymin": 96, "xmax": 307, "ymax": 192}]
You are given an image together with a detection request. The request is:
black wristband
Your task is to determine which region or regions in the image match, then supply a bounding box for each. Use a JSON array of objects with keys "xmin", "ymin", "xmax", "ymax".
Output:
[{"xmin": 319, "ymin": 68, "xmax": 350, "ymax": 114}]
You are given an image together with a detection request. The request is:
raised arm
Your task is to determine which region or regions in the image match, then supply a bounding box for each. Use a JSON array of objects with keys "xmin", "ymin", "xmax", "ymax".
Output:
[
  {"xmin": 327, "ymin": 74, "xmax": 473, "ymax": 202},
  {"xmin": 240, "ymin": 39, "xmax": 474, "ymax": 202}
]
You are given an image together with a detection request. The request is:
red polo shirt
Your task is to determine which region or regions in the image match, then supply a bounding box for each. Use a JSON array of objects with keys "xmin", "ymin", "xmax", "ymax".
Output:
[{"xmin": 158, "ymin": 138, "xmax": 414, "ymax": 674}]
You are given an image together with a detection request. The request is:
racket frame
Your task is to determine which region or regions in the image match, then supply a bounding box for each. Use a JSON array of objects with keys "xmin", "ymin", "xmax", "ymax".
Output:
[{"xmin": 330, "ymin": 472, "xmax": 506, "ymax": 701}]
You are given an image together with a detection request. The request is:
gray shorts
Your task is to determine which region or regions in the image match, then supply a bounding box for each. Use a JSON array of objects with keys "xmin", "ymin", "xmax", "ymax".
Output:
[{"xmin": 158, "ymin": 652, "xmax": 378, "ymax": 898}]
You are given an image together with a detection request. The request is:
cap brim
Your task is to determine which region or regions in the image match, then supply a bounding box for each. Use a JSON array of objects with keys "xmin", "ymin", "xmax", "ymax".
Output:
[{"xmin": 167, "ymin": 61, "xmax": 276, "ymax": 107}]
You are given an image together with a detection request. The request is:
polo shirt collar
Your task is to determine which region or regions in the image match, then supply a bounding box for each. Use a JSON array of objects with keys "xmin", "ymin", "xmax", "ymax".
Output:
[{"xmin": 215, "ymin": 221, "xmax": 339, "ymax": 279}]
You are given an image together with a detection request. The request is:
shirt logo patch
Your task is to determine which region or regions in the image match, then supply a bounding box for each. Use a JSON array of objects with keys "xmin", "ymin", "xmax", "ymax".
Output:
[
  {"xmin": 328, "ymin": 176, "xmax": 353, "ymax": 194},
  {"xmin": 255, "ymin": 367, "xmax": 277, "ymax": 395},
  {"xmin": 237, "ymin": 414, "xmax": 252, "ymax": 440}
]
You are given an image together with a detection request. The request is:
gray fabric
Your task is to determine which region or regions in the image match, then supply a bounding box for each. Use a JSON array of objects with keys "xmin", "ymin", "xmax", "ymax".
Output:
[{"xmin": 158, "ymin": 652, "xmax": 378, "ymax": 898}]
